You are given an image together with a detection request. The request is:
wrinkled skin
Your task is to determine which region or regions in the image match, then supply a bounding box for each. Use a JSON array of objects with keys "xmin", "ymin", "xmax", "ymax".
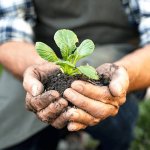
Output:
[
  {"xmin": 23, "ymin": 63, "xmax": 68, "ymax": 125},
  {"xmin": 23, "ymin": 63, "xmax": 129, "ymax": 131},
  {"xmin": 63, "ymin": 63, "xmax": 129, "ymax": 131}
]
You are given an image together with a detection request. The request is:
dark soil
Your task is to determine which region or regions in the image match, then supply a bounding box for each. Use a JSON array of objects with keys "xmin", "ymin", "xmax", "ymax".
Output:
[{"xmin": 43, "ymin": 70, "xmax": 111, "ymax": 95}]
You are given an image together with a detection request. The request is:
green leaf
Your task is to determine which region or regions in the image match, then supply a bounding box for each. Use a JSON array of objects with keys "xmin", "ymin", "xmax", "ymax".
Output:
[
  {"xmin": 54, "ymin": 29, "xmax": 78, "ymax": 60},
  {"xmin": 74, "ymin": 39, "xmax": 95, "ymax": 62},
  {"xmin": 36, "ymin": 42, "xmax": 59, "ymax": 62},
  {"xmin": 55, "ymin": 60, "xmax": 75, "ymax": 68},
  {"xmin": 77, "ymin": 65, "xmax": 99, "ymax": 80}
]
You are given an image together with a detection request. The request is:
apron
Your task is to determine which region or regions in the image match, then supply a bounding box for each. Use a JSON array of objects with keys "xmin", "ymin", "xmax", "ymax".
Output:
[{"xmin": 0, "ymin": 0, "xmax": 140, "ymax": 148}]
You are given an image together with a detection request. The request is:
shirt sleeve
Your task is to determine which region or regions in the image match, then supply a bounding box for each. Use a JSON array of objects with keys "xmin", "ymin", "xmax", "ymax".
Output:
[
  {"xmin": 137, "ymin": 0, "xmax": 150, "ymax": 46},
  {"xmin": 122, "ymin": 0, "xmax": 150, "ymax": 46},
  {"xmin": 0, "ymin": 0, "xmax": 36, "ymax": 44}
]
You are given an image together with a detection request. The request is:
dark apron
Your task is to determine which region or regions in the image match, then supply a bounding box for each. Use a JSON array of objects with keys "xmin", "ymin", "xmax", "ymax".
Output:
[
  {"xmin": 33, "ymin": 0, "xmax": 139, "ymax": 55},
  {"xmin": 0, "ymin": 0, "xmax": 145, "ymax": 149},
  {"xmin": 32, "ymin": 1, "xmax": 145, "ymax": 149}
]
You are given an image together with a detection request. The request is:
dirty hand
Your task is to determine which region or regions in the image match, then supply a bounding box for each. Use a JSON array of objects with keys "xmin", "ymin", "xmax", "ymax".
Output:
[
  {"xmin": 62, "ymin": 63, "xmax": 129, "ymax": 131},
  {"xmin": 23, "ymin": 62, "xmax": 68, "ymax": 127}
]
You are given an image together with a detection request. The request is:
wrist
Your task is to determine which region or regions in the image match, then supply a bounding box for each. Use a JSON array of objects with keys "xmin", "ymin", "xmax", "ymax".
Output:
[
  {"xmin": 114, "ymin": 57, "xmax": 140, "ymax": 92},
  {"xmin": 0, "ymin": 41, "xmax": 46, "ymax": 78}
]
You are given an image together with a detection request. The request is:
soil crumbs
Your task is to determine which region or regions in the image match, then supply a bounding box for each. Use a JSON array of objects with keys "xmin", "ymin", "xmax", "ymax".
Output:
[{"xmin": 43, "ymin": 70, "xmax": 110, "ymax": 95}]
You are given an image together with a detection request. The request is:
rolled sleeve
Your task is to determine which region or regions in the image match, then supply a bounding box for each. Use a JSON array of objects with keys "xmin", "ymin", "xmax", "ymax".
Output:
[
  {"xmin": 0, "ymin": 17, "xmax": 34, "ymax": 44},
  {"xmin": 122, "ymin": 0, "xmax": 150, "ymax": 46},
  {"xmin": 0, "ymin": 0, "xmax": 36, "ymax": 44},
  {"xmin": 138, "ymin": 0, "xmax": 150, "ymax": 46},
  {"xmin": 139, "ymin": 18, "xmax": 150, "ymax": 46}
]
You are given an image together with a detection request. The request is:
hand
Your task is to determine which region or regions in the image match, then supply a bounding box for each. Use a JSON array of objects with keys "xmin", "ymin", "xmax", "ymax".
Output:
[
  {"xmin": 23, "ymin": 62, "xmax": 68, "ymax": 128},
  {"xmin": 63, "ymin": 63, "xmax": 129, "ymax": 131}
]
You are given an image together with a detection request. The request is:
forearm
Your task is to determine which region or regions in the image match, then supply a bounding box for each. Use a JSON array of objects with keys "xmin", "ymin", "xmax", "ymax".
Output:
[
  {"xmin": 115, "ymin": 44, "xmax": 150, "ymax": 92},
  {"xmin": 0, "ymin": 41, "xmax": 44, "ymax": 78}
]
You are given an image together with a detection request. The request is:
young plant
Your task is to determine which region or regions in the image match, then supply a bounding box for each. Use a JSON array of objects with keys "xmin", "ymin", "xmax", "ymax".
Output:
[{"xmin": 36, "ymin": 29, "xmax": 99, "ymax": 80}]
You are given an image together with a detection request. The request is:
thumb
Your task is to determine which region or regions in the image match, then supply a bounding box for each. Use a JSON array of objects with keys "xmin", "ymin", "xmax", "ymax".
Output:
[
  {"xmin": 109, "ymin": 66, "xmax": 129, "ymax": 97},
  {"xmin": 23, "ymin": 66, "xmax": 44, "ymax": 96},
  {"xmin": 23, "ymin": 63, "xmax": 59, "ymax": 96}
]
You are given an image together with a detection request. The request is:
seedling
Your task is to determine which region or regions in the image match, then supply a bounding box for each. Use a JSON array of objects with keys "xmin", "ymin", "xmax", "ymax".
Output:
[{"xmin": 36, "ymin": 29, "xmax": 99, "ymax": 80}]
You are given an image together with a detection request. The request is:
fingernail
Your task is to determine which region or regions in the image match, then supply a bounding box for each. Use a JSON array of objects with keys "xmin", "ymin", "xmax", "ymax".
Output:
[
  {"xmin": 32, "ymin": 84, "xmax": 38, "ymax": 96},
  {"xmin": 49, "ymin": 90, "xmax": 59, "ymax": 98},
  {"xmin": 116, "ymin": 84, "xmax": 122, "ymax": 95},
  {"xmin": 112, "ymin": 83, "xmax": 122, "ymax": 97},
  {"xmin": 68, "ymin": 124, "xmax": 77, "ymax": 131}
]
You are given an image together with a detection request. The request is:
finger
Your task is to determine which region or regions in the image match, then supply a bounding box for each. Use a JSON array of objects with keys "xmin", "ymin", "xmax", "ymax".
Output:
[
  {"xmin": 71, "ymin": 81, "xmax": 118, "ymax": 107},
  {"xmin": 26, "ymin": 90, "xmax": 59, "ymax": 112},
  {"xmin": 118, "ymin": 96, "xmax": 126, "ymax": 106},
  {"xmin": 67, "ymin": 122, "xmax": 87, "ymax": 131},
  {"xmin": 23, "ymin": 67, "xmax": 44, "ymax": 96},
  {"xmin": 25, "ymin": 93, "xmax": 36, "ymax": 112},
  {"xmin": 96, "ymin": 63, "xmax": 117, "ymax": 76},
  {"xmin": 66, "ymin": 108, "xmax": 100, "ymax": 126},
  {"xmin": 64, "ymin": 88, "xmax": 118, "ymax": 118},
  {"xmin": 23, "ymin": 63, "xmax": 59, "ymax": 96},
  {"xmin": 51, "ymin": 108, "xmax": 70, "ymax": 129},
  {"xmin": 31, "ymin": 90, "xmax": 60, "ymax": 111},
  {"xmin": 109, "ymin": 66, "xmax": 129, "ymax": 97},
  {"xmin": 37, "ymin": 98, "xmax": 68, "ymax": 123}
]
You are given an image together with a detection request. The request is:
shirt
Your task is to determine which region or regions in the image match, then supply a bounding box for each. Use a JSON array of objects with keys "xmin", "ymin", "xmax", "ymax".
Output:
[
  {"xmin": 1, "ymin": 0, "xmax": 150, "ymax": 46},
  {"xmin": 0, "ymin": 1, "xmax": 47, "ymax": 149},
  {"xmin": 0, "ymin": 0, "xmax": 36, "ymax": 44},
  {"xmin": 0, "ymin": 0, "xmax": 145, "ymax": 148},
  {"xmin": 122, "ymin": 0, "xmax": 150, "ymax": 46}
]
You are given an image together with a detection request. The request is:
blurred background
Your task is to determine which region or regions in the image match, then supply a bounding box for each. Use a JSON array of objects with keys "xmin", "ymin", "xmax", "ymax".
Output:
[{"xmin": 0, "ymin": 65, "xmax": 2, "ymax": 75}]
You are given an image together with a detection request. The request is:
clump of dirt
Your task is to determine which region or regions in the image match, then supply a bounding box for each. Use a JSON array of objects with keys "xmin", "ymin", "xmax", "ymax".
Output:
[{"xmin": 43, "ymin": 70, "xmax": 111, "ymax": 95}]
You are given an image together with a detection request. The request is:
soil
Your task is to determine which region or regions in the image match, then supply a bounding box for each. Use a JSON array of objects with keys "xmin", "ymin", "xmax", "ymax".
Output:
[{"xmin": 43, "ymin": 70, "xmax": 111, "ymax": 95}]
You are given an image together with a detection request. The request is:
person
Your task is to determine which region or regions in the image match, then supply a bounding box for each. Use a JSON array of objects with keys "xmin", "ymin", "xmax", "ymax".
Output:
[{"xmin": 0, "ymin": 0, "xmax": 150, "ymax": 149}]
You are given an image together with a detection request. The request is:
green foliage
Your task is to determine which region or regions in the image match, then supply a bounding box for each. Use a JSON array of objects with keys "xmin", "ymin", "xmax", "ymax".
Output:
[
  {"xmin": 54, "ymin": 29, "xmax": 78, "ymax": 60},
  {"xmin": 0, "ymin": 65, "xmax": 3, "ymax": 75},
  {"xmin": 130, "ymin": 99, "xmax": 150, "ymax": 150},
  {"xmin": 85, "ymin": 138, "xmax": 100, "ymax": 150},
  {"xmin": 74, "ymin": 39, "xmax": 95, "ymax": 64},
  {"xmin": 36, "ymin": 29, "xmax": 99, "ymax": 80},
  {"xmin": 78, "ymin": 65, "xmax": 99, "ymax": 80},
  {"xmin": 36, "ymin": 42, "xmax": 59, "ymax": 62}
]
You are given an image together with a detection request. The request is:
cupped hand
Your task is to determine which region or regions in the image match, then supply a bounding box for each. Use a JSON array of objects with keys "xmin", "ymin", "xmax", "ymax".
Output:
[
  {"xmin": 23, "ymin": 62, "xmax": 68, "ymax": 128},
  {"xmin": 63, "ymin": 63, "xmax": 129, "ymax": 131}
]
